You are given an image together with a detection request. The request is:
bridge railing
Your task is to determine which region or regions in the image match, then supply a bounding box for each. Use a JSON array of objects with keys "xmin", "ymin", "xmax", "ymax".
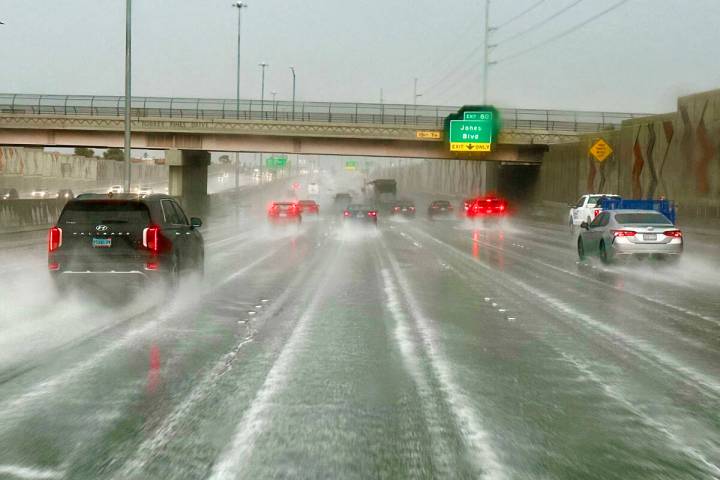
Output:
[{"xmin": 0, "ymin": 93, "xmax": 647, "ymax": 132}]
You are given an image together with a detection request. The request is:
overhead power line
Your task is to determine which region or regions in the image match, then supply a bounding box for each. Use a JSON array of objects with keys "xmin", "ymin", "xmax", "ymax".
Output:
[
  {"xmin": 496, "ymin": 0, "xmax": 630, "ymax": 63},
  {"xmin": 421, "ymin": 46, "xmax": 483, "ymax": 96},
  {"xmin": 494, "ymin": 0, "xmax": 546, "ymax": 30},
  {"xmin": 495, "ymin": 0, "xmax": 585, "ymax": 45}
]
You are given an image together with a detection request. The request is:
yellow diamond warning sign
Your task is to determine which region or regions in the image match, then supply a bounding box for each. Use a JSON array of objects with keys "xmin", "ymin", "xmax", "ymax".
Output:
[{"xmin": 589, "ymin": 139, "xmax": 613, "ymax": 162}]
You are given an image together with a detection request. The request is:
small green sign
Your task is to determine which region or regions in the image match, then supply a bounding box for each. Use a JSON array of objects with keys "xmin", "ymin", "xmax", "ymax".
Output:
[
  {"xmin": 265, "ymin": 156, "xmax": 288, "ymax": 170},
  {"xmin": 345, "ymin": 160, "xmax": 358, "ymax": 171},
  {"xmin": 463, "ymin": 111, "xmax": 492, "ymax": 121}
]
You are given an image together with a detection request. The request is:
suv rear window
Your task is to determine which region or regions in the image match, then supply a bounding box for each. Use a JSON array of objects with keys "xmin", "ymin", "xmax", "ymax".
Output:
[
  {"xmin": 59, "ymin": 201, "xmax": 150, "ymax": 225},
  {"xmin": 614, "ymin": 213, "xmax": 671, "ymax": 225}
]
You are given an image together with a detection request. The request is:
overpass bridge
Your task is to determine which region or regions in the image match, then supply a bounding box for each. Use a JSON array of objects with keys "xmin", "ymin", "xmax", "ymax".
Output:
[{"xmin": 0, "ymin": 93, "xmax": 645, "ymax": 203}]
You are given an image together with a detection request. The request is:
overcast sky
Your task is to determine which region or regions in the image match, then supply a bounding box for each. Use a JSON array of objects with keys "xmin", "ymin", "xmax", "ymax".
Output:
[{"xmin": 1, "ymin": 0, "xmax": 719, "ymax": 113}]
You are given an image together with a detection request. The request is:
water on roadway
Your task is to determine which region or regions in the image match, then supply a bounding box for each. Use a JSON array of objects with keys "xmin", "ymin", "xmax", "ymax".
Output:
[{"xmin": 0, "ymin": 176, "xmax": 719, "ymax": 479}]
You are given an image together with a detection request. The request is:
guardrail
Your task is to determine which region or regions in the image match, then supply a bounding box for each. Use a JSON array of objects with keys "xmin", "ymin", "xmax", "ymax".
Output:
[
  {"xmin": 0, "ymin": 199, "xmax": 66, "ymax": 231},
  {"xmin": 0, "ymin": 93, "xmax": 648, "ymax": 133}
]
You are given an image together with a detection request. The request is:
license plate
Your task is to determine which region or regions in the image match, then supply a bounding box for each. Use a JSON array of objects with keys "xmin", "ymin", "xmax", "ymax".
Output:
[
  {"xmin": 440, "ymin": 208, "xmax": 446, "ymax": 211},
  {"xmin": 643, "ymin": 234, "xmax": 657, "ymax": 241},
  {"xmin": 357, "ymin": 214, "xmax": 364, "ymax": 218},
  {"xmin": 92, "ymin": 237, "xmax": 112, "ymax": 248}
]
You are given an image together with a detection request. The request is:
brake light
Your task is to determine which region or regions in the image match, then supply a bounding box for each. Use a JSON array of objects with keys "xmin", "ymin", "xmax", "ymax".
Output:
[
  {"xmin": 48, "ymin": 226, "xmax": 62, "ymax": 252},
  {"xmin": 368, "ymin": 211, "xmax": 377, "ymax": 217},
  {"xmin": 145, "ymin": 262, "xmax": 159, "ymax": 270},
  {"xmin": 393, "ymin": 207, "xmax": 400, "ymax": 212},
  {"xmin": 612, "ymin": 230, "xmax": 636, "ymax": 237},
  {"xmin": 409, "ymin": 207, "xmax": 415, "ymax": 211},
  {"xmin": 48, "ymin": 262, "xmax": 60, "ymax": 271},
  {"xmin": 343, "ymin": 210, "xmax": 351, "ymax": 217},
  {"xmin": 143, "ymin": 226, "xmax": 160, "ymax": 253},
  {"xmin": 593, "ymin": 209, "xmax": 600, "ymax": 217},
  {"xmin": 499, "ymin": 204, "xmax": 506, "ymax": 212},
  {"xmin": 664, "ymin": 230, "xmax": 683, "ymax": 238}
]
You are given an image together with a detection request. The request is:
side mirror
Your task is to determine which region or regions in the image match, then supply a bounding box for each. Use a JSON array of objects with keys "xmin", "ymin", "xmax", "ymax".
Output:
[
  {"xmin": 580, "ymin": 221, "xmax": 589, "ymax": 230},
  {"xmin": 190, "ymin": 217, "xmax": 203, "ymax": 228}
]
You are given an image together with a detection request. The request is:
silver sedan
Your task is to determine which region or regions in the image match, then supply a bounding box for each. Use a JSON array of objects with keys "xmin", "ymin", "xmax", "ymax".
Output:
[{"xmin": 577, "ymin": 209, "xmax": 683, "ymax": 263}]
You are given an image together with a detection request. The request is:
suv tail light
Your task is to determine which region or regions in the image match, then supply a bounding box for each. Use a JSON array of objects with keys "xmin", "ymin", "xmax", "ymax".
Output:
[
  {"xmin": 143, "ymin": 226, "xmax": 160, "ymax": 253},
  {"xmin": 48, "ymin": 226, "xmax": 62, "ymax": 252},
  {"xmin": 612, "ymin": 230, "xmax": 636, "ymax": 237},
  {"xmin": 593, "ymin": 209, "xmax": 601, "ymax": 217},
  {"xmin": 368, "ymin": 211, "xmax": 377, "ymax": 217},
  {"xmin": 664, "ymin": 230, "xmax": 683, "ymax": 238},
  {"xmin": 343, "ymin": 210, "xmax": 351, "ymax": 217}
]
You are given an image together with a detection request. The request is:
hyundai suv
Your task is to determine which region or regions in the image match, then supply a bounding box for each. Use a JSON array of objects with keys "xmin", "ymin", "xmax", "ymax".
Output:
[{"xmin": 48, "ymin": 194, "xmax": 204, "ymax": 291}]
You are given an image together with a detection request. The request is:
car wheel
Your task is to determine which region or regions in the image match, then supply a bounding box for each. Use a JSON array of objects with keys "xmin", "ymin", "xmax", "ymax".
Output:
[
  {"xmin": 577, "ymin": 238, "xmax": 586, "ymax": 260},
  {"xmin": 599, "ymin": 241, "xmax": 611, "ymax": 265}
]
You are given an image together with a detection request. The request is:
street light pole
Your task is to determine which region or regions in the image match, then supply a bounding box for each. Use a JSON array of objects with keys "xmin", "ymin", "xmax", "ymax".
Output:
[
  {"xmin": 124, "ymin": 0, "xmax": 132, "ymax": 193},
  {"xmin": 290, "ymin": 66, "xmax": 296, "ymax": 120},
  {"xmin": 232, "ymin": 2, "xmax": 247, "ymax": 120},
  {"xmin": 259, "ymin": 62, "xmax": 269, "ymax": 119}
]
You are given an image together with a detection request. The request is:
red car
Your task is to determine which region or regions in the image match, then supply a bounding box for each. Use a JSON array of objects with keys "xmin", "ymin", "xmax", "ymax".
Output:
[
  {"xmin": 268, "ymin": 202, "xmax": 302, "ymax": 223},
  {"xmin": 465, "ymin": 195, "xmax": 509, "ymax": 218},
  {"xmin": 297, "ymin": 199, "xmax": 319, "ymax": 215}
]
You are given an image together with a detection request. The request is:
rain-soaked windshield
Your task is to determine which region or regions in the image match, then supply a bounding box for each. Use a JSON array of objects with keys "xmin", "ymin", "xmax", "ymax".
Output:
[{"xmin": 1, "ymin": 2, "xmax": 719, "ymax": 479}]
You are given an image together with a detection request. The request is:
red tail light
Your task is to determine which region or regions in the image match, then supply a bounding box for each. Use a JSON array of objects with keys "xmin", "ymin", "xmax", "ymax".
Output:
[
  {"xmin": 48, "ymin": 226, "xmax": 62, "ymax": 252},
  {"xmin": 593, "ymin": 209, "xmax": 600, "ymax": 217},
  {"xmin": 143, "ymin": 226, "xmax": 160, "ymax": 253},
  {"xmin": 409, "ymin": 207, "xmax": 415, "ymax": 211},
  {"xmin": 343, "ymin": 210, "xmax": 351, "ymax": 217},
  {"xmin": 393, "ymin": 207, "xmax": 400, "ymax": 212},
  {"xmin": 48, "ymin": 262, "xmax": 60, "ymax": 271},
  {"xmin": 145, "ymin": 262, "xmax": 159, "ymax": 270},
  {"xmin": 499, "ymin": 204, "xmax": 506, "ymax": 212},
  {"xmin": 368, "ymin": 211, "xmax": 377, "ymax": 217},
  {"xmin": 612, "ymin": 230, "xmax": 636, "ymax": 237},
  {"xmin": 664, "ymin": 230, "xmax": 683, "ymax": 238}
]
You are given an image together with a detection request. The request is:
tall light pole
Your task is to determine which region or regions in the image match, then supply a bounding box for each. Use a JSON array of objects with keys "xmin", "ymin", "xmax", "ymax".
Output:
[
  {"xmin": 259, "ymin": 62, "xmax": 269, "ymax": 118},
  {"xmin": 482, "ymin": 0, "xmax": 497, "ymax": 105},
  {"xmin": 232, "ymin": 2, "xmax": 247, "ymax": 120},
  {"xmin": 271, "ymin": 91, "xmax": 277, "ymax": 102},
  {"xmin": 232, "ymin": 2, "xmax": 248, "ymax": 189},
  {"xmin": 290, "ymin": 66, "xmax": 296, "ymax": 120},
  {"xmin": 124, "ymin": 0, "xmax": 132, "ymax": 193}
]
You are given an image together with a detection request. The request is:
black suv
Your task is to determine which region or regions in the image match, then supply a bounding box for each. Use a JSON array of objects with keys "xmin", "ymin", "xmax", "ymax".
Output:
[{"xmin": 48, "ymin": 194, "xmax": 204, "ymax": 291}]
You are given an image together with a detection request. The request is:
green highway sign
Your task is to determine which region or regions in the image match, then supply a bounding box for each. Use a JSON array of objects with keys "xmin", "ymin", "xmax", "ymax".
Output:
[
  {"xmin": 345, "ymin": 160, "xmax": 358, "ymax": 171},
  {"xmin": 444, "ymin": 106, "xmax": 500, "ymax": 154},
  {"xmin": 463, "ymin": 111, "xmax": 492, "ymax": 121},
  {"xmin": 265, "ymin": 156, "xmax": 288, "ymax": 170}
]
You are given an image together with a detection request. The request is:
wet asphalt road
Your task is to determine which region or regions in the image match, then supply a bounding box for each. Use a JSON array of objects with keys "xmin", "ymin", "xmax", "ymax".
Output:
[{"xmin": 0, "ymin": 187, "xmax": 719, "ymax": 480}]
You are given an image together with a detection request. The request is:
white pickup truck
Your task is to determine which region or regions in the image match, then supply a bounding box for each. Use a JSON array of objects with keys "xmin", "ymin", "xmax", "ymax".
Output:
[{"xmin": 568, "ymin": 194, "xmax": 621, "ymax": 228}]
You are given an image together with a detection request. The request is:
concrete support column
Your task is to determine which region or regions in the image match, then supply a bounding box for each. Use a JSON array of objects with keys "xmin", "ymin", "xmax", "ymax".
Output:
[{"xmin": 166, "ymin": 149, "xmax": 210, "ymax": 217}]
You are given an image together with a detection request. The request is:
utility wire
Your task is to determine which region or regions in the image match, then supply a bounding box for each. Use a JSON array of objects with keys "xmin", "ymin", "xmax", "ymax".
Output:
[
  {"xmin": 494, "ymin": 0, "xmax": 546, "ymax": 30},
  {"xmin": 421, "ymin": 46, "xmax": 483, "ymax": 96},
  {"xmin": 496, "ymin": 0, "xmax": 630, "ymax": 63},
  {"xmin": 495, "ymin": 0, "xmax": 585, "ymax": 45}
]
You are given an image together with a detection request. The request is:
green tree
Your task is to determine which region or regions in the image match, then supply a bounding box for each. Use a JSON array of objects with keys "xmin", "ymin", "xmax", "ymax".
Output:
[
  {"xmin": 103, "ymin": 148, "xmax": 125, "ymax": 161},
  {"xmin": 74, "ymin": 147, "xmax": 95, "ymax": 157}
]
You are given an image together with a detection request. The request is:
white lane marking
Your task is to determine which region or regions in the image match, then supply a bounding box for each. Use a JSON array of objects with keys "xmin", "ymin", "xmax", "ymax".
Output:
[
  {"xmin": 560, "ymin": 352, "xmax": 720, "ymax": 477},
  {"xmin": 379, "ymin": 268, "xmax": 455, "ymax": 474},
  {"xmin": 0, "ymin": 465, "xmax": 64, "ymax": 479},
  {"xmin": 0, "ymin": 244, "xmax": 281, "ymax": 426},
  {"xmin": 409, "ymin": 227, "xmax": 720, "ymax": 399},
  {"xmin": 114, "ymin": 248, "xmax": 330, "ymax": 478},
  {"xmin": 209, "ymin": 256, "xmax": 337, "ymax": 480},
  {"xmin": 383, "ymin": 245, "xmax": 506, "ymax": 480}
]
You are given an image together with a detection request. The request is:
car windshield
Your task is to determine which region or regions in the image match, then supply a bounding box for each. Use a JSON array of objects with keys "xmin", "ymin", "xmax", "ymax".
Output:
[
  {"xmin": 588, "ymin": 195, "xmax": 620, "ymax": 206},
  {"xmin": 614, "ymin": 212, "xmax": 672, "ymax": 225},
  {"xmin": 59, "ymin": 201, "xmax": 150, "ymax": 225}
]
